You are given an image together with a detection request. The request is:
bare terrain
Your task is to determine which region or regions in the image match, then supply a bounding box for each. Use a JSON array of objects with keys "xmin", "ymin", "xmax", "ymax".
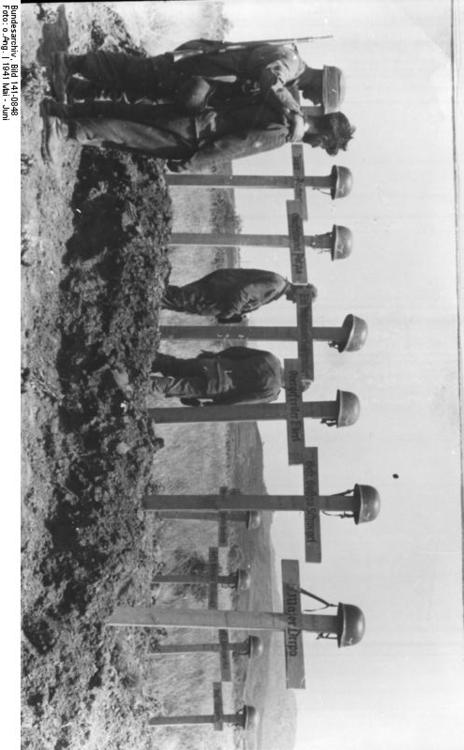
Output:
[{"xmin": 21, "ymin": 4, "xmax": 296, "ymax": 750}]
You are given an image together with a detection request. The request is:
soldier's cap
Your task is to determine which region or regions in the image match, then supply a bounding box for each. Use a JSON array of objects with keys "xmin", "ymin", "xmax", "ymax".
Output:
[{"xmin": 322, "ymin": 66, "xmax": 346, "ymax": 113}]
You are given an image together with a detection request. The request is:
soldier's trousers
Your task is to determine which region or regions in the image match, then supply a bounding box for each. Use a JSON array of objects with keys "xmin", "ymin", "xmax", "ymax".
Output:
[
  {"xmin": 151, "ymin": 353, "xmax": 232, "ymax": 399},
  {"xmin": 59, "ymin": 100, "xmax": 195, "ymax": 157},
  {"xmin": 67, "ymin": 51, "xmax": 177, "ymax": 101}
]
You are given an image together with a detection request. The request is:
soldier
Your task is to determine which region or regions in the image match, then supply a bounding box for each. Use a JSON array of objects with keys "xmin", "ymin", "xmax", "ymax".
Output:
[
  {"xmin": 51, "ymin": 41, "xmax": 346, "ymax": 142},
  {"xmin": 40, "ymin": 97, "xmax": 355, "ymax": 164},
  {"xmin": 162, "ymin": 268, "xmax": 318, "ymax": 322},
  {"xmin": 148, "ymin": 347, "xmax": 286, "ymax": 405}
]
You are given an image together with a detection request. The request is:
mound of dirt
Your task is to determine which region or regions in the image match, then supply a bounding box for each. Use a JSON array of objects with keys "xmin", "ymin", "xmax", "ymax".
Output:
[
  {"xmin": 21, "ymin": 6, "xmax": 175, "ymax": 746},
  {"xmin": 22, "ymin": 142, "xmax": 173, "ymax": 749}
]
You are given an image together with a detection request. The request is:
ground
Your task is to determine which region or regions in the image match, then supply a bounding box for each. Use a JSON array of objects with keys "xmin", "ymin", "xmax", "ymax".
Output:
[
  {"xmin": 21, "ymin": 5, "xmax": 296, "ymax": 750},
  {"xmin": 21, "ymin": 5, "xmax": 173, "ymax": 749}
]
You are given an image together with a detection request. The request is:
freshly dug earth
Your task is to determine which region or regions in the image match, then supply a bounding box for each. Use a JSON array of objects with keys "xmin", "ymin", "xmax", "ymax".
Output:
[
  {"xmin": 22, "ymin": 147, "xmax": 172, "ymax": 748},
  {"xmin": 22, "ymin": 4, "xmax": 174, "ymax": 749},
  {"xmin": 22, "ymin": 5, "xmax": 274, "ymax": 750}
]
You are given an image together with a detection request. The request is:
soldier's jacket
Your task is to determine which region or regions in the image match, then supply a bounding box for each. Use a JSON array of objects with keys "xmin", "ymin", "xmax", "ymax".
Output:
[
  {"xmin": 197, "ymin": 346, "xmax": 283, "ymax": 405},
  {"xmin": 173, "ymin": 39, "xmax": 305, "ymax": 116},
  {"xmin": 182, "ymin": 100, "xmax": 292, "ymax": 170},
  {"xmin": 163, "ymin": 268, "xmax": 290, "ymax": 321}
]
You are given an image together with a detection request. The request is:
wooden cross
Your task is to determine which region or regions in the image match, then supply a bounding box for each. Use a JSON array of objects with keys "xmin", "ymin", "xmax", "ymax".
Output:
[
  {"xmin": 165, "ymin": 145, "xmax": 352, "ymax": 215},
  {"xmin": 160, "ymin": 295, "xmax": 368, "ymax": 382},
  {"xmin": 152, "ymin": 547, "xmax": 251, "ymax": 609},
  {"xmin": 148, "ymin": 359, "xmax": 361, "ymax": 466},
  {"xmin": 143, "ymin": 449, "xmax": 380, "ymax": 563},
  {"xmin": 107, "ymin": 559, "xmax": 366, "ymax": 690},
  {"xmin": 168, "ymin": 201, "xmax": 353, "ymax": 278},
  {"xmin": 148, "ymin": 681, "xmax": 257, "ymax": 730},
  {"xmin": 150, "ymin": 630, "xmax": 263, "ymax": 683}
]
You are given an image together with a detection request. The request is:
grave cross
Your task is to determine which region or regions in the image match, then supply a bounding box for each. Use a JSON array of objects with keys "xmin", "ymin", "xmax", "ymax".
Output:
[
  {"xmin": 149, "ymin": 681, "xmax": 258, "ymax": 731},
  {"xmin": 148, "ymin": 359, "xmax": 361, "ymax": 466},
  {"xmin": 107, "ymin": 559, "xmax": 366, "ymax": 690},
  {"xmin": 160, "ymin": 288, "xmax": 368, "ymax": 383},
  {"xmin": 165, "ymin": 145, "xmax": 353, "ymax": 218},
  {"xmin": 152, "ymin": 547, "xmax": 251, "ymax": 609},
  {"xmin": 143, "ymin": 448, "xmax": 381, "ymax": 563},
  {"xmin": 169, "ymin": 201, "xmax": 353, "ymax": 282},
  {"xmin": 150, "ymin": 630, "xmax": 264, "ymax": 682}
]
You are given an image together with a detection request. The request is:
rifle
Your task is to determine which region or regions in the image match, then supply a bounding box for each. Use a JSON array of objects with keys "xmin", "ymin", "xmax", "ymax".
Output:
[{"xmin": 173, "ymin": 35, "xmax": 333, "ymax": 61}]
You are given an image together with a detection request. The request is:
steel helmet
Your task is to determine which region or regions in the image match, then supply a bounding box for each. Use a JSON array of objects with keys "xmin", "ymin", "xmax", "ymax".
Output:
[
  {"xmin": 337, "ymin": 603, "xmax": 366, "ymax": 647},
  {"xmin": 336, "ymin": 390, "xmax": 361, "ymax": 427},
  {"xmin": 330, "ymin": 165, "xmax": 353, "ymax": 199},
  {"xmin": 352, "ymin": 484, "xmax": 381, "ymax": 524},
  {"xmin": 330, "ymin": 225, "xmax": 353, "ymax": 260},
  {"xmin": 335, "ymin": 314, "xmax": 368, "ymax": 352}
]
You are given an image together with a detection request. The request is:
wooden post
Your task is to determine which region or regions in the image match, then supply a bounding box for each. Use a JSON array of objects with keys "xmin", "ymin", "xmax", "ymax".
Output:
[
  {"xmin": 148, "ymin": 387, "xmax": 360, "ymax": 428},
  {"xmin": 107, "ymin": 605, "xmax": 339, "ymax": 633},
  {"xmin": 166, "ymin": 160, "xmax": 353, "ymax": 201},
  {"xmin": 166, "ymin": 145, "xmax": 335, "ymax": 219},
  {"xmin": 148, "ymin": 396, "xmax": 338, "ymax": 425}
]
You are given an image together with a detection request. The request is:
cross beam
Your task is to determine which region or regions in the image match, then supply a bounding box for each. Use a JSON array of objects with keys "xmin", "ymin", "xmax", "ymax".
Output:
[{"xmin": 107, "ymin": 559, "xmax": 366, "ymax": 690}]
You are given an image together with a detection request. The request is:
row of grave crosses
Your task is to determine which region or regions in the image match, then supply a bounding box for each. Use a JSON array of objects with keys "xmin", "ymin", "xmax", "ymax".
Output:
[{"xmin": 107, "ymin": 145, "xmax": 380, "ymax": 731}]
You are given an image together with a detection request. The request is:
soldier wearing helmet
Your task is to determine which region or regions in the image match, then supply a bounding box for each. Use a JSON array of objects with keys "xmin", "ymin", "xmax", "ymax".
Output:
[{"xmin": 50, "ymin": 42, "xmax": 346, "ymax": 142}]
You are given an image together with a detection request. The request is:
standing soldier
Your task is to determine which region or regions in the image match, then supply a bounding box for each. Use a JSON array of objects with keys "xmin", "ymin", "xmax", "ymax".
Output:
[
  {"xmin": 40, "ymin": 97, "xmax": 355, "ymax": 163},
  {"xmin": 161, "ymin": 268, "xmax": 318, "ymax": 323},
  {"xmin": 51, "ymin": 39, "xmax": 346, "ymax": 142}
]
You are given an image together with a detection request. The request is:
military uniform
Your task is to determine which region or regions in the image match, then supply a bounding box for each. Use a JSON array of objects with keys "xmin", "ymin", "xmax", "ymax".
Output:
[
  {"xmin": 56, "ymin": 40, "xmax": 305, "ymax": 119},
  {"xmin": 162, "ymin": 268, "xmax": 291, "ymax": 322},
  {"xmin": 151, "ymin": 347, "xmax": 283, "ymax": 405},
  {"xmin": 46, "ymin": 99, "xmax": 292, "ymax": 169}
]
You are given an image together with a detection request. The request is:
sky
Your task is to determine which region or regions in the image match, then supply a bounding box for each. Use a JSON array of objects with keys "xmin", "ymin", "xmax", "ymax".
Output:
[{"xmin": 114, "ymin": 1, "xmax": 464, "ymax": 748}]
